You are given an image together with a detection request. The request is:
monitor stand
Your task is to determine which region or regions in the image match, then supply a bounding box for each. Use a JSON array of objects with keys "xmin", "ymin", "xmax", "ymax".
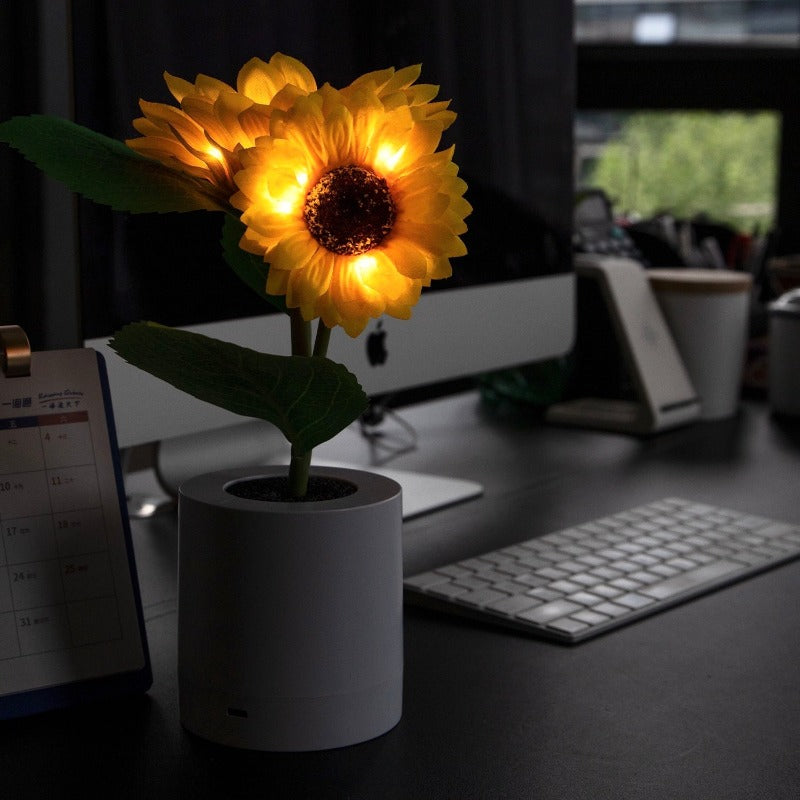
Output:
[{"xmin": 124, "ymin": 417, "xmax": 482, "ymax": 521}]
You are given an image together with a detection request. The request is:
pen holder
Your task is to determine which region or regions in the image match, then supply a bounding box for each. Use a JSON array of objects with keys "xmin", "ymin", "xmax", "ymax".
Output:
[{"xmin": 177, "ymin": 466, "xmax": 403, "ymax": 751}]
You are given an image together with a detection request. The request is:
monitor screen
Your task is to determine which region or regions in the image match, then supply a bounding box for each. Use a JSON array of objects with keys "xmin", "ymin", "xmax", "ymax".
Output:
[{"xmin": 68, "ymin": 0, "xmax": 575, "ymax": 452}]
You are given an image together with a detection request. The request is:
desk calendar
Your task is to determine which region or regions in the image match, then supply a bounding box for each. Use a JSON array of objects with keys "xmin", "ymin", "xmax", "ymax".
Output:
[{"xmin": 0, "ymin": 331, "xmax": 151, "ymax": 718}]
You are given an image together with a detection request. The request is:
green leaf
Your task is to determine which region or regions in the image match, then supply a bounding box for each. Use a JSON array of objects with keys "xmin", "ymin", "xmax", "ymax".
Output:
[
  {"xmin": 108, "ymin": 322, "xmax": 368, "ymax": 453},
  {"xmin": 220, "ymin": 215, "xmax": 288, "ymax": 313},
  {"xmin": 0, "ymin": 114, "xmax": 226, "ymax": 213}
]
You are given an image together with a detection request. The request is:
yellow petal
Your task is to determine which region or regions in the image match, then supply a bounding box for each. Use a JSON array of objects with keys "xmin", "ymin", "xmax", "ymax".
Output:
[
  {"xmin": 427, "ymin": 256, "xmax": 453, "ymax": 280},
  {"xmin": 398, "ymin": 188, "xmax": 451, "ymax": 223},
  {"xmin": 269, "ymin": 231, "xmax": 320, "ymax": 272},
  {"xmin": 125, "ymin": 136, "xmax": 208, "ymax": 169},
  {"xmin": 322, "ymin": 103, "xmax": 355, "ymax": 164},
  {"xmin": 383, "ymin": 64, "xmax": 422, "ymax": 94},
  {"xmin": 381, "ymin": 236, "xmax": 429, "ymax": 279},
  {"xmin": 238, "ymin": 104, "xmax": 273, "ymax": 142},
  {"xmin": 266, "ymin": 265, "xmax": 290, "ymax": 296},
  {"xmin": 286, "ymin": 250, "xmax": 333, "ymax": 310},
  {"xmin": 392, "ymin": 218, "xmax": 466, "ymax": 257},
  {"xmin": 237, "ymin": 53, "xmax": 316, "ymax": 104},
  {"xmin": 163, "ymin": 72, "xmax": 195, "ymax": 103},
  {"xmin": 406, "ymin": 83, "xmax": 440, "ymax": 105},
  {"xmin": 195, "ymin": 73, "xmax": 236, "ymax": 98}
]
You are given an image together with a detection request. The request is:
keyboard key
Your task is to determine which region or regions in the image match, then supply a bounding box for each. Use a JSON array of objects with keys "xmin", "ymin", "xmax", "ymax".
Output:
[
  {"xmin": 517, "ymin": 556, "xmax": 551, "ymax": 570},
  {"xmin": 406, "ymin": 572, "xmax": 449, "ymax": 589},
  {"xmin": 593, "ymin": 601, "xmax": 629, "ymax": 617},
  {"xmin": 560, "ymin": 544, "xmax": 591, "ymax": 557},
  {"xmin": 577, "ymin": 554, "xmax": 606, "ymax": 567},
  {"xmin": 492, "ymin": 580, "xmax": 531, "ymax": 594},
  {"xmin": 629, "ymin": 570, "xmax": 660, "ymax": 585},
  {"xmin": 458, "ymin": 587, "xmax": 510, "ymax": 608},
  {"xmin": 598, "ymin": 548, "xmax": 626, "ymax": 560},
  {"xmin": 547, "ymin": 616, "xmax": 589, "ymax": 635},
  {"xmin": 665, "ymin": 557, "xmax": 698, "ymax": 571},
  {"xmin": 486, "ymin": 594, "xmax": 541, "ymax": 616},
  {"xmin": 590, "ymin": 566, "xmax": 624, "ymax": 581},
  {"xmin": 609, "ymin": 577, "xmax": 643, "ymax": 592},
  {"xmin": 495, "ymin": 562, "xmax": 536, "ymax": 577},
  {"xmin": 514, "ymin": 574, "xmax": 550, "ymax": 589},
  {"xmin": 567, "ymin": 591, "xmax": 605, "ymax": 606},
  {"xmin": 587, "ymin": 584, "xmax": 622, "ymax": 599},
  {"xmin": 571, "ymin": 609, "xmax": 611, "ymax": 626},
  {"xmin": 614, "ymin": 592, "xmax": 655, "ymax": 610},
  {"xmin": 649, "ymin": 564, "xmax": 679, "ymax": 578},
  {"xmin": 536, "ymin": 566, "xmax": 569, "ymax": 580},
  {"xmin": 549, "ymin": 579, "xmax": 582, "ymax": 595},
  {"xmin": 452, "ymin": 576, "xmax": 492, "ymax": 591},
  {"xmin": 461, "ymin": 558, "xmax": 493, "ymax": 571},
  {"xmin": 640, "ymin": 560, "xmax": 743, "ymax": 600},
  {"xmin": 428, "ymin": 582, "xmax": 468, "ymax": 599},
  {"xmin": 475, "ymin": 567, "xmax": 516, "ymax": 583},
  {"xmin": 629, "ymin": 553, "xmax": 659, "ymax": 566},
  {"xmin": 438, "ymin": 565, "xmax": 472, "ymax": 579},
  {"xmin": 527, "ymin": 587, "xmax": 564, "ymax": 602},
  {"xmin": 555, "ymin": 560, "xmax": 587, "ymax": 574},
  {"xmin": 568, "ymin": 573, "xmax": 600, "ymax": 587},
  {"xmin": 609, "ymin": 560, "xmax": 639, "ymax": 573},
  {"xmin": 517, "ymin": 599, "xmax": 583, "ymax": 624}
]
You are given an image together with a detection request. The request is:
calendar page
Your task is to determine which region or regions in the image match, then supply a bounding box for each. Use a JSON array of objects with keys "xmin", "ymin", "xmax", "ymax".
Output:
[{"xmin": 0, "ymin": 348, "xmax": 151, "ymax": 717}]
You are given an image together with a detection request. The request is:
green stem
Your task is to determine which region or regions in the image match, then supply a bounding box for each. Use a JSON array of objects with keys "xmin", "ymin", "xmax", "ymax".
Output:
[
  {"xmin": 288, "ymin": 446, "xmax": 312, "ymax": 499},
  {"xmin": 288, "ymin": 309, "xmax": 312, "ymax": 497},
  {"xmin": 313, "ymin": 320, "xmax": 331, "ymax": 358},
  {"xmin": 286, "ymin": 318, "xmax": 335, "ymax": 498},
  {"xmin": 290, "ymin": 308, "xmax": 311, "ymax": 357}
]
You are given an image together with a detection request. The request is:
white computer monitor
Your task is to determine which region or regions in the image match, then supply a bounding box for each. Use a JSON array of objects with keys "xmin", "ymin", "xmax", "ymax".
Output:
[
  {"xmin": 88, "ymin": 275, "xmax": 574, "ymax": 449},
  {"xmin": 54, "ymin": 1, "xmax": 575, "ymax": 498}
]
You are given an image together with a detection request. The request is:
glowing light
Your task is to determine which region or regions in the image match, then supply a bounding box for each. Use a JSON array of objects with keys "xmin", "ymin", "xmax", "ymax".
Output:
[
  {"xmin": 375, "ymin": 143, "xmax": 406, "ymax": 173},
  {"xmin": 207, "ymin": 145, "xmax": 224, "ymax": 162},
  {"xmin": 274, "ymin": 186, "xmax": 305, "ymax": 215},
  {"xmin": 295, "ymin": 168, "xmax": 309, "ymax": 188},
  {"xmin": 353, "ymin": 254, "xmax": 379, "ymax": 284}
]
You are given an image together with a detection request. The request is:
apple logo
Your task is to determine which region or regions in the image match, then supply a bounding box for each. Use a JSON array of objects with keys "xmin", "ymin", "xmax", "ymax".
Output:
[{"xmin": 366, "ymin": 321, "xmax": 388, "ymax": 366}]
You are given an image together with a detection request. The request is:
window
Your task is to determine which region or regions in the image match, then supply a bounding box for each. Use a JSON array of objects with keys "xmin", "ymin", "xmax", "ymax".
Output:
[
  {"xmin": 576, "ymin": 109, "xmax": 780, "ymax": 235},
  {"xmin": 576, "ymin": 1, "xmax": 800, "ymax": 47},
  {"xmin": 575, "ymin": 3, "xmax": 800, "ymax": 253}
]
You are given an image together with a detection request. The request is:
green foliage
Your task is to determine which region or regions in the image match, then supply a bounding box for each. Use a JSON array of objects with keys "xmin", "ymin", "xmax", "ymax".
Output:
[
  {"xmin": 0, "ymin": 115, "xmax": 226, "ymax": 213},
  {"xmin": 221, "ymin": 215, "xmax": 288, "ymax": 313},
  {"xmin": 589, "ymin": 111, "xmax": 778, "ymax": 232},
  {"xmin": 109, "ymin": 323, "xmax": 368, "ymax": 454}
]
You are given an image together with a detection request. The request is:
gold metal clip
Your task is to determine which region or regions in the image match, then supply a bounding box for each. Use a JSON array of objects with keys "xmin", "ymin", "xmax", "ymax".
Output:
[{"xmin": 0, "ymin": 325, "xmax": 32, "ymax": 377}]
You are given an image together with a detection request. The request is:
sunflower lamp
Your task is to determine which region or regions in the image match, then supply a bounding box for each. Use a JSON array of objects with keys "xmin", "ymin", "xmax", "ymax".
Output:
[{"xmin": 0, "ymin": 54, "xmax": 469, "ymax": 750}]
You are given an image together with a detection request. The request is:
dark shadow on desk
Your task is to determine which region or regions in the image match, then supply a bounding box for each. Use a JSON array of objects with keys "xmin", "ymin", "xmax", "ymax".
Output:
[{"xmin": 0, "ymin": 695, "xmax": 159, "ymax": 796}]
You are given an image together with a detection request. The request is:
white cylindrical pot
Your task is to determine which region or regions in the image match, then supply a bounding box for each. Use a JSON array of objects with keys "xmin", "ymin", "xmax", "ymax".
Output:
[
  {"xmin": 649, "ymin": 269, "xmax": 752, "ymax": 420},
  {"xmin": 177, "ymin": 466, "xmax": 403, "ymax": 751}
]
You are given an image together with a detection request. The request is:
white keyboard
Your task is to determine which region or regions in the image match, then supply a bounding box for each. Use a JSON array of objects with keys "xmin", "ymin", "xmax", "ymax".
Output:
[{"xmin": 404, "ymin": 498, "xmax": 800, "ymax": 643}]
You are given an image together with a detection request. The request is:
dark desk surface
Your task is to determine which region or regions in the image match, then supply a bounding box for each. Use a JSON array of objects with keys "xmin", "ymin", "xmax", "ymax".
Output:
[{"xmin": 3, "ymin": 392, "xmax": 800, "ymax": 799}]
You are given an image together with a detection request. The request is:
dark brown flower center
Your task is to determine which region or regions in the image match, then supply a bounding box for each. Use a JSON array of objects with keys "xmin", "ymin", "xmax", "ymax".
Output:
[{"xmin": 303, "ymin": 165, "xmax": 396, "ymax": 255}]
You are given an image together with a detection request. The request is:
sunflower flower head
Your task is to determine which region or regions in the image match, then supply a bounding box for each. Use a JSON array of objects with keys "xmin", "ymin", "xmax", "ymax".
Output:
[
  {"xmin": 231, "ymin": 61, "xmax": 470, "ymax": 337},
  {"xmin": 125, "ymin": 53, "xmax": 316, "ymax": 201}
]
